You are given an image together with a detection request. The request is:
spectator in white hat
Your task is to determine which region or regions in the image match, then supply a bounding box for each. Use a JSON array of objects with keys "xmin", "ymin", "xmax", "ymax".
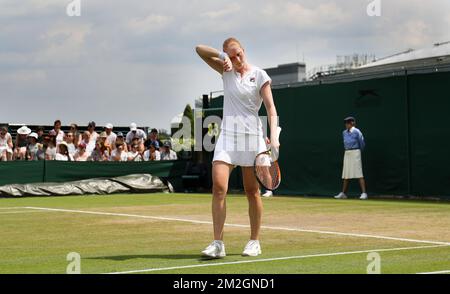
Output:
[
  {"xmin": 26, "ymin": 132, "xmax": 40, "ymax": 161},
  {"xmin": 14, "ymin": 126, "xmax": 31, "ymax": 160},
  {"xmin": 126, "ymin": 123, "xmax": 146, "ymax": 152},
  {"xmin": 104, "ymin": 123, "xmax": 117, "ymax": 147},
  {"xmin": 0, "ymin": 126, "xmax": 13, "ymax": 161}
]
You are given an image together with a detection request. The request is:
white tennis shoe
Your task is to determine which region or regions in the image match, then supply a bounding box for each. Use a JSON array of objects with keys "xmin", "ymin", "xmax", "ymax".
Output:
[
  {"xmin": 201, "ymin": 240, "xmax": 226, "ymax": 258},
  {"xmin": 242, "ymin": 240, "xmax": 262, "ymax": 257},
  {"xmin": 262, "ymin": 191, "xmax": 273, "ymax": 198},
  {"xmin": 334, "ymin": 192, "xmax": 347, "ymax": 199},
  {"xmin": 360, "ymin": 193, "xmax": 368, "ymax": 200}
]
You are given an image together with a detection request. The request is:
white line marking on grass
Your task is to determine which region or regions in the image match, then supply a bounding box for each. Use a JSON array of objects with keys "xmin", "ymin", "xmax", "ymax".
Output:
[
  {"xmin": 0, "ymin": 207, "xmax": 28, "ymax": 210},
  {"xmin": 417, "ymin": 269, "xmax": 450, "ymax": 274},
  {"xmin": 24, "ymin": 206, "xmax": 450, "ymax": 246},
  {"xmin": 0, "ymin": 210, "xmax": 46, "ymax": 215},
  {"xmin": 104, "ymin": 244, "xmax": 449, "ymax": 274}
]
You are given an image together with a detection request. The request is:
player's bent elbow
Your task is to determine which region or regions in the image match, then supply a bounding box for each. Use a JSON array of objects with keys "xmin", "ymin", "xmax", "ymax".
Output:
[{"xmin": 195, "ymin": 45, "xmax": 205, "ymax": 56}]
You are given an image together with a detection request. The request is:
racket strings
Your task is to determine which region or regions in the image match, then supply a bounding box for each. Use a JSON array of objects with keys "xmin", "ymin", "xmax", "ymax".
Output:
[{"xmin": 255, "ymin": 153, "xmax": 281, "ymax": 190}]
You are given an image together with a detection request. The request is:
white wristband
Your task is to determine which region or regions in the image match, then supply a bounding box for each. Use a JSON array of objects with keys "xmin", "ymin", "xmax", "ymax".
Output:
[{"xmin": 218, "ymin": 52, "xmax": 228, "ymax": 61}]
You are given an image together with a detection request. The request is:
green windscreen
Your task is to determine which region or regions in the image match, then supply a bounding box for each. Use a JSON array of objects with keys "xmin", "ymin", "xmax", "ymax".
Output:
[{"xmin": 202, "ymin": 70, "xmax": 450, "ymax": 198}]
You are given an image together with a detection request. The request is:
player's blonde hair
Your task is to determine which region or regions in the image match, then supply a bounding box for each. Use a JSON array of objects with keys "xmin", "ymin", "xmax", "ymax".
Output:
[{"xmin": 223, "ymin": 37, "xmax": 243, "ymax": 51}]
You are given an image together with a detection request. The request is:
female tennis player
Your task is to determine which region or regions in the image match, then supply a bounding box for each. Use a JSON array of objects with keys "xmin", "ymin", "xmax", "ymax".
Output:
[{"xmin": 196, "ymin": 38, "xmax": 280, "ymax": 258}]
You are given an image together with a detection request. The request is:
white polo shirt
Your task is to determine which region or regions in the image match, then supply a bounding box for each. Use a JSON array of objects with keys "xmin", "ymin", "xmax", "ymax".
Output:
[
  {"xmin": 126, "ymin": 129, "xmax": 147, "ymax": 144},
  {"xmin": 221, "ymin": 66, "xmax": 271, "ymax": 136}
]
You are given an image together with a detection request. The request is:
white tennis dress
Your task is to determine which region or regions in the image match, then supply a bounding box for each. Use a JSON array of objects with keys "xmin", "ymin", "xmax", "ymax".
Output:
[{"xmin": 213, "ymin": 66, "xmax": 272, "ymax": 167}]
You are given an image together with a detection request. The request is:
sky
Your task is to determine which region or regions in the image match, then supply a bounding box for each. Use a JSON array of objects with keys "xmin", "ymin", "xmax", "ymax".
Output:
[{"xmin": 1, "ymin": 0, "xmax": 449, "ymax": 130}]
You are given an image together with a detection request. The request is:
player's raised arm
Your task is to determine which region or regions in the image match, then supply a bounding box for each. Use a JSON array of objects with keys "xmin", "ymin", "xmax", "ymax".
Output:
[{"xmin": 195, "ymin": 45, "xmax": 232, "ymax": 75}]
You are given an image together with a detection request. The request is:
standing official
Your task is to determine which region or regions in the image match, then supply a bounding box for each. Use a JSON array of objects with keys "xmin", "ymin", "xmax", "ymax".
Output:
[{"xmin": 335, "ymin": 117, "xmax": 368, "ymax": 200}]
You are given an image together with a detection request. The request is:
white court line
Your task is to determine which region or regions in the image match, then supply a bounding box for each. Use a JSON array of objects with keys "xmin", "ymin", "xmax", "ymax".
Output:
[
  {"xmin": 417, "ymin": 269, "xmax": 450, "ymax": 274},
  {"xmin": 105, "ymin": 244, "xmax": 449, "ymax": 274},
  {"xmin": 0, "ymin": 210, "xmax": 46, "ymax": 215},
  {"xmin": 0, "ymin": 207, "xmax": 27, "ymax": 210},
  {"xmin": 24, "ymin": 206, "xmax": 450, "ymax": 246}
]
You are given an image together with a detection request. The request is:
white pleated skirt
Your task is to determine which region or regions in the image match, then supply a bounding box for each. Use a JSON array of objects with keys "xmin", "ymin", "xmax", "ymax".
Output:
[
  {"xmin": 213, "ymin": 131, "xmax": 267, "ymax": 167},
  {"xmin": 342, "ymin": 149, "xmax": 364, "ymax": 179}
]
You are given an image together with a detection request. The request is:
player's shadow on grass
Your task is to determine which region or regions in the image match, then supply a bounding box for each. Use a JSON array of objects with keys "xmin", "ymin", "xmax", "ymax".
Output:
[{"xmin": 87, "ymin": 254, "xmax": 240, "ymax": 262}]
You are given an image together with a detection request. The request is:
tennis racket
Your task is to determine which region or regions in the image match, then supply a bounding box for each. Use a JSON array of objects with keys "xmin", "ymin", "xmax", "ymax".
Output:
[{"xmin": 254, "ymin": 127, "xmax": 282, "ymax": 191}]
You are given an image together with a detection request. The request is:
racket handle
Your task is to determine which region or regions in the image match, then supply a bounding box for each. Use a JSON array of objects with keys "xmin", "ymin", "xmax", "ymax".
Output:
[{"xmin": 271, "ymin": 127, "xmax": 282, "ymax": 161}]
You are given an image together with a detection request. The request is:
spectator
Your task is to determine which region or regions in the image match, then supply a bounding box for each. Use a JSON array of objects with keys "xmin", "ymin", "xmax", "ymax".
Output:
[
  {"xmin": 0, "ymin": 126, "xmax": 13, "ymax": 161},
  {"xmin": 64, "ymin": 132, "xmax": 77, "ymax": 156},
  {"xmin": 127, "ymin": 143, "xmax": 143, "ymax": 161},
  {"xmin": 73, "ymin": 142, "xmax": 90, "ymax": 161},
  {"xmin": 144, "ymin": 128, "xmax": 161, "ymax": 150},
  {"xmin": 45, "ymin": 135, "xmax": 57, "ymax": 160},
  {"xmin": 160, "ymin": 141, "xmax": 177, "ymax": 161},
  {"xmin": 90, "ymin": 137, "xmax": 110, "ymax": 162},
  {"xmin": 115, "ymin": 132, "xmax": 128, "ymax": 152},
  {"xmin": 49, "ymin": 120, "xmax": 64, "ymax": 145},
  {"xmin": 99, "ymin": 132, "xmax": 112, "ymax": 155},
  {"xmin": 87, "ymin": 121, "xmax": 99, "ymax": 145},
  {"xmin": 55, "ymin": 142, "xmax": 73, "ymax": 161},
  {"xmin": 36, "ymin": 138, "xmax": 47, "ymax": 161},
  {"xmin": 36, "ymin": 126, "xmax": 45, "ymax": 144},
  {"xmin": 126, "ymin": 123, "xmax": 146, "ymax": 152},
  {"xmin": 110, "ymin": 142, "xmax": 128, "ymax": 161},
  {"xmin": 69, "ymin": 123, "xmax": 81, "ymax": 146},
  {"xmin": 104, "ymin": 123, "xmax": 117, "ymax": 147},
  {"xmin": 143, "ymin": 141, "xmax": 161, "ymax": 161},
  {"xmin": 26, "ymin": 132, "xmax": 39, "ymax": 161},
  {"xmin": 14, "ymin": 126, "xmax": 31, "ymax": 160},
  {"xmin": 80, "ymin": 131, "xmax": 95, "ymax": 154}
]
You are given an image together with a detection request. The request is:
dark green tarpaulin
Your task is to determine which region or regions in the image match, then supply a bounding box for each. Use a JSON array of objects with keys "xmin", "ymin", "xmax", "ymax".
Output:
[
  {"xmin": 0, "ymin": 160, "xmax": 187, "ymax": 191},
  {"xmin": 0, "ymin": 161, "xmax": 45, "ymax": 185}
]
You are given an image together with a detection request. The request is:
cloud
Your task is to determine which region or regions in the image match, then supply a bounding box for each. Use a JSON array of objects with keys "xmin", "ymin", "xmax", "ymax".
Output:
[
  {"xmin": 126, "ymin": 14, "xmax": 173, "ymax": 35},
  {"xmin": 0, "ymin": 0, "xmax": 449, "ymax": 129},
  {"xmin": 201, "ymin": 3, "xmax": 241, "ymax": 19},
  {"xmin": 0, "ymin": 0, "xmax": 62, "ymax": 17},
  {"xmin": 0, "ymin": 69, "xmax": 47, "ymax": 83},
  {"xmin": 33, "ymin": 24, "xmax": 92, "ymax": 66},
  {"xmin": 261, "ymin": 2, "xmax": 349, "ymax": 31},
  {"xmin": 391, "ymin": 21, "xmax": 431, "ymax": 48}
]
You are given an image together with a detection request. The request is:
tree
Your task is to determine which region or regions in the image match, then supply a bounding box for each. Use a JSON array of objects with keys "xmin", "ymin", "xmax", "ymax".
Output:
[{"xmin": 182, "ymin": 104, "xmax": 194, "ymax": 140}]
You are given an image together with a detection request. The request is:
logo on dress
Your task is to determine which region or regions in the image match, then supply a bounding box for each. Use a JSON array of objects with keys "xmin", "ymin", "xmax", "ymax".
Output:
[{"xmin": 249, "ymin": 77, "xmax": 256, "ymax": 83}]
